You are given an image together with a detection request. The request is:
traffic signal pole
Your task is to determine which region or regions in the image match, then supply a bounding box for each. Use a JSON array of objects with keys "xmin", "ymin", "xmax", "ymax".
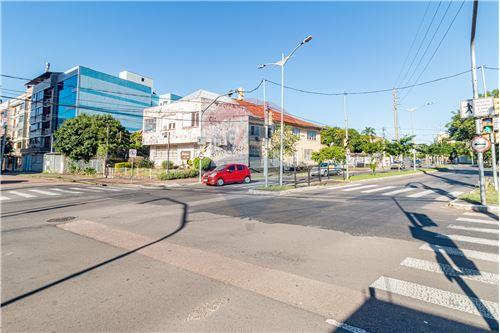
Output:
[{"xmin": 470, "ymin": 0, "xmax": 487, "ymax": 205}]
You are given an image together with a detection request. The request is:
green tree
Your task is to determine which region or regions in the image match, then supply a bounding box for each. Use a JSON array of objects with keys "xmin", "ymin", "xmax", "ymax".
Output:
[
  {"xmin": 130, "ymin": 131, "xmax": 150, "ymax": 157},
  {"xmin": 361, "ymin": 127, "xmax": 376, "ymax": 142},
  {"xmin": 269, "ymin": 125, "xmax": 299, "ymax": 159},
  {"xmin": 386, "ymin": 135, "xmax": 414, "ymax": 157},
  {"xmin": 54, "ymin": 114, "xmax": 130, "ymax": 162},
  {"xmin": 312, "ymin": 146, "xmax": 346, "ymax": 163},
  {"xmin": 446, "ymin": 111, "xmax": 475, "ymax": 142},
  {"xmin": 321, "ymin": 126, "xmax": 361, "ymax": 152}
]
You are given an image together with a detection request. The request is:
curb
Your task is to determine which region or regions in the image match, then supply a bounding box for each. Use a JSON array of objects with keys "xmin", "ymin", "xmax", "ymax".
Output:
[{"xmin": 449, "ymin": 198, "xmax": 499, "ymax": 214}]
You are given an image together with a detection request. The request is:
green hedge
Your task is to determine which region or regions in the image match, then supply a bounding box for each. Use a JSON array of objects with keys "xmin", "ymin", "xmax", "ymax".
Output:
[
  {"xmin": 114, "ymin": 162, "xmax": 131, "ymax": 169},
  {"xmin": 161, "ymin": 160, "xmax": 175, "ymax": 169},
  {"xmin": 193, "ymin": 157, "xmax": 212, "ymax": 171},
  {"xmin": 157, "ymin": 169, "xmax": 199, "ymax": 181}
]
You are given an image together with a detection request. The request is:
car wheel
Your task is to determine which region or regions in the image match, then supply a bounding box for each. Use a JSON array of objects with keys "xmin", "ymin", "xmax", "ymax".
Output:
[
  {"xmin": 217, "ymin": 178, "xmax": 224, "ymax": 186},
  {"xmin": 244, "ymin": 176, "xmax": 251, "ymax": 184}
]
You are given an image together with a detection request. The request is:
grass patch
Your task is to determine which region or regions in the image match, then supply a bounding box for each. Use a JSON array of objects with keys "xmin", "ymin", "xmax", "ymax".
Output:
[
  {"xmin": 460, "ymin": 182, "xmax": 499, "ymax": 206},
  {"xmin": 256, "ymin": 185, "xmax": 294, "ymax": 191},
  {"xmin": 349, "ymin": 168, "xmax": 435, "ymax": 181}
]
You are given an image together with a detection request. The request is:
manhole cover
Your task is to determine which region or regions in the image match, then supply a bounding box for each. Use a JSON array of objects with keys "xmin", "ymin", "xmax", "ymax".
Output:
[{"xmin": 46, "ymin": 216, "xmax": 77, "ymax": 223}]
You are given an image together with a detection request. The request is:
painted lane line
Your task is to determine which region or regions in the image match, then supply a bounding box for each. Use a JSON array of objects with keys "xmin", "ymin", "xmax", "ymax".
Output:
[
  {"xmin": 27, "ymin": 189, "xmax": 60, "ymax": 196},
  {"xmin": 464, "ymin": 212, "xmax": 497, "ymax": 218},
  {"xmin": 89, "ymin": 186, "xmax": 122, "ymax": 191},
  {"xmin": 406, "ymin": 189, "xmax": 434, "ymax": 198},
  {"xmin": 370, "ymin": 276, "xmax": 498, "ymax": 320},
  {"xmin": 448, "ymin": 225, "xmax": 499, "ymax": 235},
  {"xmin": 457, "ymin": 217, "xmax": 498, "ymax": 225},
  {"xmin": 436, "ymin": 234, "xmax": 498, "ymax": 247},
  {"xmin": 382, "ymin": 187, "xmax": 415, "ymax": 196},
  {"xmin": 0, "ymin": 196, "xmax": 11, "ymax": 201},
  {"xmin": 7, "ymin": 191, "xmax": 36, "ymax": 198},
  {"xmin": 361, "ymin": 186, "xmax": 396, "ymax": 193},
  {"xmin": 69, "ymin": 187, "xmax": 103, "ymax": 192},
  {"xmin": 325, "ymin": 319, "xmax": 371, "ymax": 333},
  {"xmin": 419, "ymin": 243, "xmax": 497, "ymax": 263},
  {"xmin": 435, "ymin": 191, "xmax": 463, "ymax": 201},
  {"xmin": 50, "ymin": 188, "xmax": 82, "ymax": 194},
  {"xmin": 341, "ymin": 185, "xmax": 377, "ymax": 192},
  {"xmin": 400, "ymin": 257, "xmax": 498, "ymax": 285}
]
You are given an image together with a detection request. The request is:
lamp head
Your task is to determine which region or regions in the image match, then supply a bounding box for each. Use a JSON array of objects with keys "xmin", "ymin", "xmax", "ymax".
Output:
[
  {"xmin": 303, "ymin": 35, "xmax": 313, "ymax": 44},
  {"xmin": 257, "ymin": 64, "xmax": 266, "ymax": 69}
]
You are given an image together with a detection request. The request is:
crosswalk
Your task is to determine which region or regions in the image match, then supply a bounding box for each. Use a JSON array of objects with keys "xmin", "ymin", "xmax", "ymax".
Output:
[
  {"xmin": 369, "ymin": 211, "xmax": 499, "ymax": 325},
  {"xmin": 0, "ymin": 185, "xmax": 126, "ymax": 202},
  {"xmin": 334, "ymin": 183, "xmax": 464, "ymax": 201}
]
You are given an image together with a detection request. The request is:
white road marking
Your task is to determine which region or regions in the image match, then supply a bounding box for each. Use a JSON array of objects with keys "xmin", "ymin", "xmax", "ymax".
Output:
[
  {"xmin": 406, "ymin": 189, "xmax": 434, "ymax": 198},
  {"xmin": 449, "ymin": 225, "xmax": 499, "ymax": 235},
  {"xmin": 330, "ymin": 184, "xmax": 368, "ymax": 190},
  {"xmin": 382, "ymin": 187, "xmax": 415, "ymax": 196},
  {"xmin": 370, "ymin": 276, "xmax": 498, "ymax": 320},
  {"xmin": 457, "ymin": 217, "xmax": 498, "ymax": 225},
  {"xmin": 89, "ymin": 186, "xmax": 121, "ymax": 191},
  {"xmin": 7, "ymin": 190, "xmax": 36, "ymax": 198},
  {"xmin": 436, "ymin": 234, "xmax": 498, "ymax": 247},
  {"xmin": 400, "ymin": 257, "xmax": 498, "ymax": 285},
  {"xmin": 325, "ymin": 319, "xmax": 371, "ymax": 333},
  {"xmin": 28, "ymin": 189, "xmax": 60, "ymax": 196},
  {"xmin": 70, "ymin": 187, "xmax": 102, "ymax": 192},
  {"xmin": 361, "ymin": 186, "xmax": 396, "ymax": 193},
  {"xmin": 0, "ymin": 196, "xmax": 11, "ymax": 201},
  {"xmin": 50, "ymin": 188, "xmax": 82, "ymax": 194},
  {"xmin": 341, "ymin": 185, "xmax": 377, "ymax": 192},
  {"xmin": 464, "ymin": 212, "xmax": 498, "ymax": 219},
  {"xmin": 435, "ymin": 191, "xmax": 463, "ymax": 201},
  {"xmin": 419, "ymin": 243, "xmax": 498, "ymax": 262}
]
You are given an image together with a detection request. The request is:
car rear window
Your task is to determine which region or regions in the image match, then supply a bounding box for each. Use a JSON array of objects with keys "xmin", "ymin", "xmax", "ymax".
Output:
[{"xmin": 228, "ymin": 165, "xmax": 235, "ymax": 171}]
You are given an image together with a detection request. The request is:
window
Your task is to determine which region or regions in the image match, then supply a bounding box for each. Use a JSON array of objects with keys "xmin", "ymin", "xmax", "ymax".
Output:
[
  {"xmin": 237, "ymin": 165, "xmax": 245, "ymax": 171},
  {"xmin": 191, "ymin": 112, "xmax": 199, "ymax": 127},
  {"xmin": 144, "ymin": 118, "xmax": 157, "ymax": 132},
  {"xmin": 250, "ymin": 125, "xmax": 260, "ymax": 136},
  {"xmin": 228, "ymin": 165, "xmax": 235, "ymax": 172},
  {"xmin": 307, "ymin": 130, "xmax": 317, "ymax": 141},
  {"xmin": 292, "ymin": 128, "xmax": 300, "ymax": 136},
  {"xmin": 168, "ymin": 122, "xmax": 176, "ymax": 130},
  {"xmin": 249, "ymin": 145, "xmax": 261, "ymax": 157}
]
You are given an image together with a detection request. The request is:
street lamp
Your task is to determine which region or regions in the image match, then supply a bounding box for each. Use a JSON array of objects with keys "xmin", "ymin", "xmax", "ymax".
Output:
[
  {"xmin": 258, "ymin": 35, "xmax": 313, "ymax": 186},
  {"xmin": 405, "ymin": 102, "xmax": 433, "ymax": 171}
]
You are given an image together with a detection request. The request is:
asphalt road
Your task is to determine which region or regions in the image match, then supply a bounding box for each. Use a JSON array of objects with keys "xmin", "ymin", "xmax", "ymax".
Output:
[{"xmin": 1, "ymin": 165, "xmax": 498, "ymax": 332}]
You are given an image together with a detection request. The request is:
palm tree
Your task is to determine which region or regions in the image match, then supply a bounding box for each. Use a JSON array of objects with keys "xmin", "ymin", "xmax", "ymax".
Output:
[{"xmin": 362, "ymin": 127, "xmax": 376, "ymax": 142}]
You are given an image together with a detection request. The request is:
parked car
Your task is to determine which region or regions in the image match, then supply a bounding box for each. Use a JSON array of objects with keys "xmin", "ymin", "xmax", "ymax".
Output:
[
  {"xmin": 390, "ymin": 161, "xmax": 407, "ymax": 170},
  {"xmin": 311, "ymin": 162, "xmax": 343, "ymax": 177},
  {"xmin": 202, "ymin": 163, "xmax": 251, "ymax": 186},
  {"xmin": 411, "ymin": 159, "xmax": 422, "ymax": 168}
]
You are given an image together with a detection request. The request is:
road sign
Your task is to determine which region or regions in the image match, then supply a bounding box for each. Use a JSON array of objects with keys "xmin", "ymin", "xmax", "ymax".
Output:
[
  {"xmin": 197, "ymin": 137, "xmax": 206, "ymax": 145},
  {"xmin": 494, "ymin": 117, "xmax": 499, "ymax": 132},
  {"xmin": 471, "ymin": 136, "xmax": 491, "ymax": 153},
  {"xmin": 460, "ymin": 99, "xmax": 474, "ymax": 119},
  {"xmin": 473, "ymin": 97, "xmax": 495, "ymax": 117},
  {"xmin": 128, "ymin": 149, "xmax": 137, "ymax": 157}
]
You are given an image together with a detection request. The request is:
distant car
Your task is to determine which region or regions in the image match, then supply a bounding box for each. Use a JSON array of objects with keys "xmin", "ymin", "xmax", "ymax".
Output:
[
  {"xmin": 202, "ymin": 163, "xmax": 251, "ymax": 186},
  {"xmin": 311, "ymin": 162, "xmax": 343, "ymax": 177},
  {"xmin": 390, "ymin": 161, "xmax": 406, "ymax": 170},
  {"xmin": 411, "ymin": 159, "xmax": 422, "ymax": 168}
]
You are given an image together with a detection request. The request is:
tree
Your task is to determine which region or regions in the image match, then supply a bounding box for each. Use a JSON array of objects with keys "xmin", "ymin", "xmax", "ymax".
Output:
[
  {"xmin": 386, "ymin": 135, "xmax": 414, "ymax": 158},
  {"xmin": 361, "ymin": 127, "xmax": 376, "ymax": 142},
  {"xmin": 54, "ymin": 114, "xmax": 131, "ymax": 162},
  {"xmin": 446, "ymin": 111, "xmax": 475, "ymax": 142},
  {"xmin": 130, "ymin": 131, "xmax": 149, "ymax": 157},
  {"xmin": 312, "ymin": 146, "xmax": 345, "ymax": 164},
  {"xmin": 269, "ymin": 125, "xmax": 299, "ymax": 159},
  {"xmin": 2, "ymin": 136, "xmax": 13, "ymax": 155},
  {"xmin": 320, "ymin": 126, "xmax": 361, "ymax": 152}
]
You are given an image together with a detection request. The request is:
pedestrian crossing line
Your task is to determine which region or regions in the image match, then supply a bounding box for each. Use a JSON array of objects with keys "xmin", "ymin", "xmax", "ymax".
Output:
[
  {"xmin": 0, "ymin": 196, "xmax": 11, "ymax": 201},
  {"xmin": 331, "ymin": 183, "xmax": 368, "ymax": 190},
  {"xmin": 7, "ymin": 190, "xmax": 36, "ymax": 198},
  {"xmin": 27, "ymin": 189, "xmax": 60, "ymax": 196},
  {"xmin": 325, "ymin": 319, "xmax": 372, "ymax": 333},
  {"xmin": 400, "ymin": 257, "xmax": 498, "ymax": 285},
  {"xmin": 406, "ymin": 189, "xmax": 434, "ymax": 198},
  {"xmin": 419, "ymin": 243, "xmax": 498, "ymax": 263},
  {"xmin": 89, "ymin": 186, "xmax": 122, "ymax": 191},
  {"xmin": 435, "ymin": 191, "xmax": 463, "ymax": 201},
  {"xmin": 382, "ymin": 187, "xmax": 415, "ymax": 196},
  {"xmin": 341, "ymin": 185, "xmax": 377, "ymax": 192},
  {"xmin": 436, "ymin": 234, "xmax": 498, "ymax": 247},
  {"xmin": 464, "ymin": 212, "xmax": 497, "ymax": 219},
  {"xmin": 361, "ymin": 186, "xmax": 396, "ymax": 193},
  {"xmin": 457, "ymin": 217, "xmax": 498, "ymax": 225},
  {"xmin": 69, "ymin": 187, "xmax": 103, "ymax": 192},
  {"xmin": 50, "ymin": 188, "xmax": 82, "ymax": 194},
  {"xmin": 448, "ymin": 225, "xmax": 499, "ymax": 235},
  {"xmin": 370, "ymin": 276, "xmax": 498, "ymax": 320}
]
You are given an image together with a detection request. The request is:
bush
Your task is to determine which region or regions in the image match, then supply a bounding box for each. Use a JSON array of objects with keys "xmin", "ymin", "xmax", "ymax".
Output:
[
  {"xmin": 83, "ymin": 167, "xmax": 96, "ymax": 175},
  {"xmin": 140, "ymin": 158, "xmax": 155, "ymax": 168},
  {"xmin": 114, "ymin": 162, "xmax": 131, "ymax": 169},
  {"xmin": 67, "ymin": 161, "xmax": 81, "ymax": 174},
  {"xmin": 157, "ymin": 169, "xmax": 199, "ymax": 181},
  {"xmin": 161, "ymin": 160, "xmax": 175, "ymax": 170},
  {"xmin": 193, "ymin": 157, "xmax": 212, "ymax": 171}
]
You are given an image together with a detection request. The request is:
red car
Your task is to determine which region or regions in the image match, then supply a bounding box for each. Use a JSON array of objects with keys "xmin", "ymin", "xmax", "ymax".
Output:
[{"xmin": 202, "ymin": 164, "xmax": 251, "ymax": 186}]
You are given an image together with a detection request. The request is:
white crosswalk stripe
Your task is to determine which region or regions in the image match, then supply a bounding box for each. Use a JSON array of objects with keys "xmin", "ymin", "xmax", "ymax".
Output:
[
  {"xmin": 7, "ymin": 190, "xmax": 36, "ymax": 198},
  {"xmin": 400, "ymin": 257, "xmax": 498, "ymax": 285},
  {"xmin": 325, "ymin": 319, "xmax": 372, "ymax": 333},
  {"xmin": 436, "ymin": 234, "xmax": 498, "ymax": 246},
  {"xmin": 89, "ymin": 186, "xmax": 122, "ymax": 191},
  {"xmin": 341, "ymin": 185, "xmax": 377, "ymax": 192},
  {"xmin": 382, "ymin": 187, "xmax": 415, "ymax": 196},
  {"xmin": 457, "ymin": 217, "xmax": 498, "ymax": 225},
  {"xmin": 406, "ymin": 189, "xmax": 434, "ymax": 198},
  {"xmin": 464, "ymin": 212, "xmax": 497, "ymax": 219},
  {"xmin": 69, "ymin": 187, "xmax": 103, "ymax": 192},
  {"xmin": 50, "ymin": 188, "xmax": 82, "ymax": 194},
  {"xmin": 361, "ymin": 186, "xmax": 396, "ymax": 193},
  {"xmin": 28, "ymin": 189, "xmax": 60, "ymax": 196},
  {"xmin": 448, "ymin": 225, "xmax": 499, "ymax": 235},
  {"xmin": 435, "ymin": 191, "xmax": 463, "ymax": 201},
  {"xmin": 331, "ymin": 183, "xmax": 368, "ymax": 190},
  {"xmin": 419, "ymin": 243, "xmax": 497, "ymax": 262},
  {"xmin": 370, "ymin": 276, "xmax": 498, "ymax": 320},
  {"xmin": 0, "ymin": 195, "xmax": 11, "ymax": 201}
]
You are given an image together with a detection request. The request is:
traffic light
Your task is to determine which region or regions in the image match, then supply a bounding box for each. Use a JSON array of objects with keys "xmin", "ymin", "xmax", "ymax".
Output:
[{"xmin": 482, "ymin": 117, "xmax": 493, "ymax": 134}]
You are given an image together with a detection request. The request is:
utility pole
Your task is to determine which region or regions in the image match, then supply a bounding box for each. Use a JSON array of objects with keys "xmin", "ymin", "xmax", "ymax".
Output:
[
  {"xmin": 263, "ymin": 80, "xmax": 269, "ymax": 187},
  {"xmin": 105, "ymin": 125, "xmax": 109, "ymax": 178},
  {"xmin": 382, "ymin": 127, "xmax": 386, "ymax": 168},
  {"xmin": 393, "ymin": 89, "xmax": 399, "ymax": 141},
  {"xmin": 470, "ymin": 0, "xmax": 487, "ymax": 205},
  {"xmin": 344, "ymin": 93, "xmax": 350, "ymax": 180},
  {"xmin": 480, "ymin": 64, "xmax": 498, "ymax": 190}
]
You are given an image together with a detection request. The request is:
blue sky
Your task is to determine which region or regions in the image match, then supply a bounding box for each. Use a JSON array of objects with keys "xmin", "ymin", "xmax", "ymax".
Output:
[{"xmin": 2, "ymin": 1, "xmax": 498, "ymax": 142}]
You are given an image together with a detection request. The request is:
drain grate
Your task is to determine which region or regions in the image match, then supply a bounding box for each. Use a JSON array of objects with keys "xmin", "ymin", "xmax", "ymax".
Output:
[{"xmin": 46, "ymin": 216, "xmax": 77, "ymax": 223}]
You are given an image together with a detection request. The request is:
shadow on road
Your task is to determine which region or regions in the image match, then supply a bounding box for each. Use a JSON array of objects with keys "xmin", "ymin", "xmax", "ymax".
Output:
[{"xmin": 1, "ymin": 195, "xmax": 189, "ymax": 308}]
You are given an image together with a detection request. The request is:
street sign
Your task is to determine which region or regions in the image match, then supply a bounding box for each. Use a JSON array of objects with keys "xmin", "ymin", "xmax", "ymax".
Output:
[
  {"xmin": 473, "ymin": 97, "xmax": 495, "ymax": 117},
  {"xmin": 494, "ymin": 117, "xmax": 499, "ymax": 132},
  {"xmin": 180, "ymin": 151, "xmax": 191, "ymax": 160},
  {"xmin": 471, "ymin": 136, "xmax": 491, "ymax": 153},
  {"xmin": 197, "ymin": 137, "xmax": 206, "ymax": 145},
  {"xmin": 460, "ymin": 99, "xmax": 474, "ymax": 119},
  {"xmin": 128, "ymin": 149, "xmax": 137, "ymax": 157}
]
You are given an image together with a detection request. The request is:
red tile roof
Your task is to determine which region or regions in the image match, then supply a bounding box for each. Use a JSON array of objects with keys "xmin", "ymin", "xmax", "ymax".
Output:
[{"xmin": 236, "ymin": 100, "xmax": 322, "ymax": 129}]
